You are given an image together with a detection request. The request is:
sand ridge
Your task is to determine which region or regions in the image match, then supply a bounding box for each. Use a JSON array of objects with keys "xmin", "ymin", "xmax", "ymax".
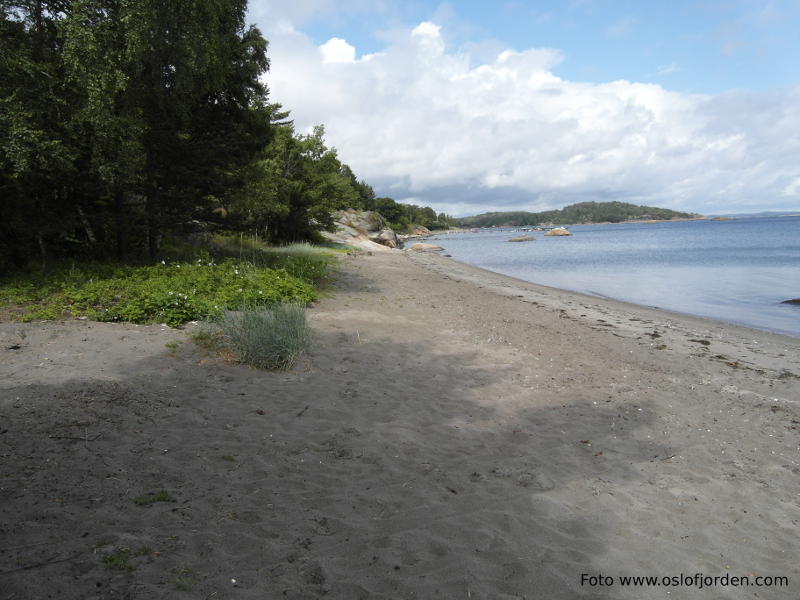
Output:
[{"xmin": 1, "ymin": 250, "xmax": 798, "ymax": 599}]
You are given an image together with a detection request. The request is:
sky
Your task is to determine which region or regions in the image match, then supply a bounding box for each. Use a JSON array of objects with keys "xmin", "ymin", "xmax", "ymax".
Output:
[{"xmin": 247, "ymin": 0, "xmax": 800, "ymax": 217}]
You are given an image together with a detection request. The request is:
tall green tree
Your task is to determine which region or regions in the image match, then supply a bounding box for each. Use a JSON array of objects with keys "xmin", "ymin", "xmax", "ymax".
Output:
[{"xmin": 1, "ymin": 1, "xmax": 77, "ymax": 268}]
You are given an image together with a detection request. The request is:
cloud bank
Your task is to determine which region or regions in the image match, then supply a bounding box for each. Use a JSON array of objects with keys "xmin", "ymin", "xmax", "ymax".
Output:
[{"xmin": 263, "ymin": 20, "xmax": 800, "ymax": 216}]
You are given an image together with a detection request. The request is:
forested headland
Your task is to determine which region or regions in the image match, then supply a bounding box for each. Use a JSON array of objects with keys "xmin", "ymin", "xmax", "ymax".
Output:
[
  {"xmin": 455, "ymin": 202, "xmax": 702, "ymax": 228},
  {"xmin": 0, "ymin": 1, "xmax": 455, "ymax": 273}
]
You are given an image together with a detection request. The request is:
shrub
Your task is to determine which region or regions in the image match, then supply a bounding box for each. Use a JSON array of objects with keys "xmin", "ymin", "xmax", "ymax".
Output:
[
  {"xmin": 2, "ymin": 259, "xmax": 317, "ymax": 327},
  {"xmin": 216, "ymin": 303, "xmax": 310, "ymax": 370}
]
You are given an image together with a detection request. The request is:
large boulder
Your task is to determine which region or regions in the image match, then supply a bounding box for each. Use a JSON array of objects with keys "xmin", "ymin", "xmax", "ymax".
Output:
[
  {"xmin": 370, "ymin": 228, "xmax": 403, "ymax": 249},
  {"xmin": 321, "ymin": 209, "xmax": 404, "ymax": 250},
  {"xmin": 334, "ymin": 208, "xmax": 386, "ymax": 234},
  {"xmin": 408, "ymin": 225, "xmax": 432, "ymax": 237},
  {"xmin": 782, "ymin": 299, "xmax": 800, "ymax": 305},
  {"xmin": 410, "ymin": 243, "xmax": 444, "ymax": 252},
  {"xmin": 545, "ymin": 227, "xmax": 572, "ymax": 236}
]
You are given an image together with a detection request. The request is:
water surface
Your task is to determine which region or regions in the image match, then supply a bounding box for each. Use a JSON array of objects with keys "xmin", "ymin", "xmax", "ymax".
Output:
[{"xmin": 435, "ymin": 217, "xmax": 800, "ymax": 337}]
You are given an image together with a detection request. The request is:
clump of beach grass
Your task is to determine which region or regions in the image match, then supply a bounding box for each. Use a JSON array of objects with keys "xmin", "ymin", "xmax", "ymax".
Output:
[{"xmin": 215, "ymin": 303, "xmax": 310, "ymax": 370}]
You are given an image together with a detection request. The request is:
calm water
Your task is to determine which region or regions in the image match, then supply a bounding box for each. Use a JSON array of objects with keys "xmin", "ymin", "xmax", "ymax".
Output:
[{"xmin": 433, "ymin": 217, "xmax": 800, "ymax": 337}]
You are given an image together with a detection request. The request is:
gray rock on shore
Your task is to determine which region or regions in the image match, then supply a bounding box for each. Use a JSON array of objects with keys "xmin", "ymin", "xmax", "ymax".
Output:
[{"xmin": 410, "ymin": 243, "xmax": 444, "ymax": 252}]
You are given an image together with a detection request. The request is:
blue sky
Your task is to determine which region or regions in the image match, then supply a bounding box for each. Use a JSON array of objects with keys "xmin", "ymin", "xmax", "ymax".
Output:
[{"xmin": 248, "ymin": 1, "xmax": 800, "ymax": 216}]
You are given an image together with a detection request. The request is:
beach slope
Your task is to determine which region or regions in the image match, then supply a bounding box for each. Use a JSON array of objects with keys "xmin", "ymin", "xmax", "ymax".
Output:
[{"xmin": 1, "ymin": 250, "xmax": 798, "ymax": 599}]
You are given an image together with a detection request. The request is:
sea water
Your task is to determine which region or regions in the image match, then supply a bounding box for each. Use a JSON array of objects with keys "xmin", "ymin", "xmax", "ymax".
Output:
[{"xmin": 433, "ymin": 216, "xmax": 800, "ymax": 337}]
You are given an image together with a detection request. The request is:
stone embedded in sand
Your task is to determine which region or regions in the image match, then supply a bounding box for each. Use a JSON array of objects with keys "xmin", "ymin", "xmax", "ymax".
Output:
[
  {"xmin": 545, "ymin": 227, "xmax": 572, "ymax": 236},
  {"xmin": 508, "ymin": 235, "xmax": 534, "ymax": 242},
  {"xmin": 782, "ymin": 298, "xmax": 800, "ymax": 305},
  {"xmin": 411, "ymin": 242, "xmax": 444, "ymax": 252}
]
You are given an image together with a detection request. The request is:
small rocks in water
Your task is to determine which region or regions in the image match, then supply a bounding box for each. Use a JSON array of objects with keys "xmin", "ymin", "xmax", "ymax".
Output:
[
  {"xmin": 508, "ymin": 235, "xmax": 534, "ymax": 242},
  {"xmin": 781, "ymin": 298, "xmax": 800, "ymax": 305}
]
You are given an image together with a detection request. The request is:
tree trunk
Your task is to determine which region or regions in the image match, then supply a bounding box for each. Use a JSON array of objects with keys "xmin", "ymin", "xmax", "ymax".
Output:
[
  {"xmin": 146, "ymin": 193, "xmax": 161, "ymax": 261},
  {"xmin": 36, "ymin": 230, "xmax": 47, "ymax": 270},
  {"xmin": 115, "ymin": 189, "xmax": 126, "ymax": 261},
  {"xmin": 77, "ymin": 205, "xmax": 96, "ymax": 244}
]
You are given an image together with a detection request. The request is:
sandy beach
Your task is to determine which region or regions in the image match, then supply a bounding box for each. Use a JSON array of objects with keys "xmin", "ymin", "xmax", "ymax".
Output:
[{"xmin": 1, "ymin": 249, "xmax": 799, "ymax": 599}]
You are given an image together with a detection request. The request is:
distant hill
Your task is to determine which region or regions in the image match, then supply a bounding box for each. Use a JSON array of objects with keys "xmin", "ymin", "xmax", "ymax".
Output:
[{"xmin": 455, "ymin": 201, "xmax": 702, "ymax": 228}]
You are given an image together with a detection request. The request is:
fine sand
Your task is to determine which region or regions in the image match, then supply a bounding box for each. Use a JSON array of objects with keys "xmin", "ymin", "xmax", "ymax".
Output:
[{"xmin": 1, "ymin": 250, "xmax": 799, "ymax": 599}]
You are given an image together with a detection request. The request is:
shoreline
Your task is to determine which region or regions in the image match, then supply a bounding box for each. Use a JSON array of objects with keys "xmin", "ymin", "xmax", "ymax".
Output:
[
  {"xmin": 422, "ymin": 219, "xmax": 800, "ymax": 341},
  {"xmin": 2, "ymin": 249, "xmax": 798, "ymax": 598},
  {"xmin": 405, "ymin": 249, "xmax": 800, "ymax": 376}
]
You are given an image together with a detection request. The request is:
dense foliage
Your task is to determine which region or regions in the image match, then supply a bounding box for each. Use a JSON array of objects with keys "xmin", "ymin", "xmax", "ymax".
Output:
[
  {"xmin": 455, "ymin": 201, "xmax": 702, "ymax": 228},
  {"xmin": 1, "ymin": 1, "xmax": 450, "ymax": 274},
  {"xmin": 0, "ymin": 237, "xmax": 343, "ymax": 326},
  {"xmin": 366, "ymin": 197, "xmax": 457, "ymax": 232}
]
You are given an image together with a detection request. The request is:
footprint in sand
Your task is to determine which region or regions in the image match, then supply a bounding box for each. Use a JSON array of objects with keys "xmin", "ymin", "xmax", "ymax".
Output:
[{"xmin": 490, "ymin": 467, "xmax": 555, "ymax": 491}]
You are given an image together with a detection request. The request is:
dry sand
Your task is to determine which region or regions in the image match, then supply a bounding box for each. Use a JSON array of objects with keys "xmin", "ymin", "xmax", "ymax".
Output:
[{"xmin": 1, "ymin": 250, "xmax": 799, "ymax": 599}]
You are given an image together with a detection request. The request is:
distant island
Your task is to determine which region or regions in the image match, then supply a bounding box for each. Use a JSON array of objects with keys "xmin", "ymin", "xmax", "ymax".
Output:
[{"xmin": 455, "ymin": 201, "xmax": 702, "ymax": 228}]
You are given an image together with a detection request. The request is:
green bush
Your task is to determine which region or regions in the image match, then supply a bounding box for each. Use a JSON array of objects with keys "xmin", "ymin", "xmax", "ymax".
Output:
[{"xmin": 216, "ymin": 303, "xmax": 310, "ymax": 370}]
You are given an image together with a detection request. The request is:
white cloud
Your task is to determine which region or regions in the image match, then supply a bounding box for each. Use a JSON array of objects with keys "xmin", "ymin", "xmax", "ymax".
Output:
[
  {"xmin": 783, "ymin": 177, "xmax": 800, "ymax": 197},
  {"xmin": 320, "ymin": 37, "xmax": 356, "ymax": 63},
  {"xmin": 260, "ymin": 19, "xmax": 800, "ymax": 216}
]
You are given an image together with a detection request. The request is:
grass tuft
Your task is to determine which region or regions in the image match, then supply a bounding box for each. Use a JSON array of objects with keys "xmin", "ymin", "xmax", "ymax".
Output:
[
  {"xmin": 133, "ymin": 489, "xmax": 176, "ymax": 506},
  {"xmin": 216, "ymin": 303, "xmax": 310, "ymax": 370}
]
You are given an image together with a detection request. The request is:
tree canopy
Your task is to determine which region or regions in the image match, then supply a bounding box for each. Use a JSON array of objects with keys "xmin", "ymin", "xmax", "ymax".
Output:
[{"xmin": 2, "ymin": 0, "xmax": 449, "ymax": 272}]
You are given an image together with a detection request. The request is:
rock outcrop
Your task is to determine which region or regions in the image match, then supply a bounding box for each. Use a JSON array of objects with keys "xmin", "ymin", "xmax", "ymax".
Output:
[
  {"xmin": 407, "ymin": 225, "xmax": 432, "ymax": 237},
  {"xmin": 782, "ymin": 299, "xmax": 800, "ymax": 305},
  {"xmin": 321, "ymin": 209, "xmax": 403, "ymax": 250},
  {"xmin": 508, "ymin": 235, "xmax": 534, "ymax": 242}
]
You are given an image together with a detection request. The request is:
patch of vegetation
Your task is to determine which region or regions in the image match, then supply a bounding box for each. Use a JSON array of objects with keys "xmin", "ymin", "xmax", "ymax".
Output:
[
  {"xmin": 103, "ymin": 547, "xmax": 135, "ymax": 571},
  {"xmin": 221, "ymin": 454, "xmax": 236, "ymax": 461},
  {"xmin": 0, "ymin": 258, "xmax": 319, "ymax": 327},
  {"xmin": 133, "ymin": 489, "xmax": 177, "ymax": 506},
  {"xmin": 190, "ymin": 324, "xmax": 226, "ymax": 352},
  {"xmin": 163, "ymin": 235, "xmax": 341, "ymax": 285},
  {"xmin": 212, "ymin": 303, "xmax": 311, "ymax": 370},
  {"xmin": 172, "ymin": 566, "xmax": 198, "ymax": 591},
  {"xmin": 102, "ymin": 546, "xmax": 151, "ymax": 571}
]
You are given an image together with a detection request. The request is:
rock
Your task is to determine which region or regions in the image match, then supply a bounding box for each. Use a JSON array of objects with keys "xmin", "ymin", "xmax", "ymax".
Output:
[
  {"xmin": 782, "ymin": 299, "xmax": 800, "ymax": 305},
  {"xmin": 408, "ymin": 225, "xmax": 432, "ymax": 237},
  {"xmin": 321, "ymin": 209, "xmax": 405, "ymax": 251},
  {"xmin": 410, "ymin": 243, "xmax": 444, "ymax": 252},
  {"xmin": 335, "ymin": 209, "xmax": 386, "ymax": 234},
  {"xmin": 508, "ymin": 235, "xmax": 534, "ymax": 242},
  {"xmin": 369, "ymin": 228, "xmax": 403, "ymax": 249},
  {"xmin": 545, "ymin": 227, "xmax": 572, "ymax": 236}
]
